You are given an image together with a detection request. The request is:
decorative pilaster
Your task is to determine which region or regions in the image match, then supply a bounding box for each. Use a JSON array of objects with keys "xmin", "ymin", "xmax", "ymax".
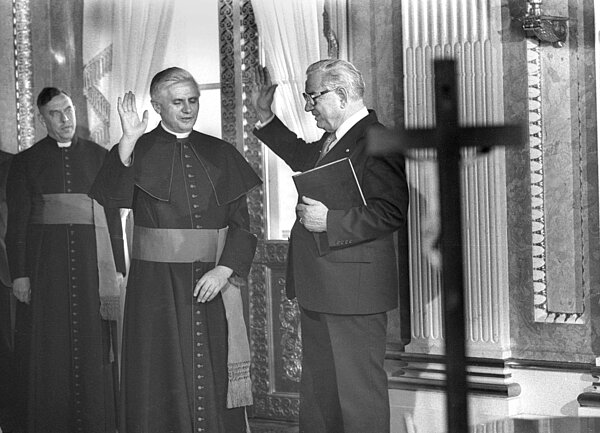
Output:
[
  {"xmin": 401, "ymin": 0, "xmax": 510, "ymax": 359},
  {"xmin": 220, "ymin": 0, "xmax": 301, "ymax": 424}
]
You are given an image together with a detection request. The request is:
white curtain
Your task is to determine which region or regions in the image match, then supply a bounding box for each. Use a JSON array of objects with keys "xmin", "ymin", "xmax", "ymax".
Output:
[
  {"xmin": 83, "ymin": 0, "xmax": 175, "ymax": 147},
  {"xmin": 252, "ymin": 0, "xmax": 330, "ymax": 239},
  {"xmin": 252, "ymin": 0, "xmax": 325, "ymax": 142},
  {"xmin": 109, "ymin": 2, "xmax": 175, "ymax": 142}
]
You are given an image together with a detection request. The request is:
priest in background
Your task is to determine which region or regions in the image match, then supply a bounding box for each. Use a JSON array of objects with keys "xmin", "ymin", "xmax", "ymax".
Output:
[
  {"xmin": 6, "ymin": 87, "xmax": 126, "ymax": 433},
  {"xmin": 0, "ymin": 149, "xmax": 14, "ymax": 424},
  {"xmin": 251, "ymin": 59, "xmax": 409, "ymax": 433}
]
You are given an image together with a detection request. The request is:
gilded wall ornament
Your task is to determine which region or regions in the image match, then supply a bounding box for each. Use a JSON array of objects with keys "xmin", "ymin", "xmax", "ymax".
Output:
[{"xmin": 13, "ymin": 0, "xmax": 35, "ymax": 151}]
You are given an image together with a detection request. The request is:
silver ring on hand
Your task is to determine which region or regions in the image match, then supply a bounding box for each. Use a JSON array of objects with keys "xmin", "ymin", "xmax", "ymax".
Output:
[{"xmin": 299, "ymin": 217, "xmax": 304, "ymax": 224}]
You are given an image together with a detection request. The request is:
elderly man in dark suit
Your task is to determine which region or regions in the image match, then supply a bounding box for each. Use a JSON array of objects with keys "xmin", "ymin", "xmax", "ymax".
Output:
[{"xmin": 251, "ymin": 59, "xmax": 409, "ymax": 433}]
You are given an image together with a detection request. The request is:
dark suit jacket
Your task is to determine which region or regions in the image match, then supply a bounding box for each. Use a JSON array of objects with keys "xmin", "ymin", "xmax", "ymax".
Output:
[{"xmin": 254, "ymin": 111, "xmax": 409, "ymax": 315}]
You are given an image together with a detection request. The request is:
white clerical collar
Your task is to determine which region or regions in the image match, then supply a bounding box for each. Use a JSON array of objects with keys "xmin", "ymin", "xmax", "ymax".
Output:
[
  {"xmin": 161, "ymin": 123, "xmax": 192, "ymax": 139},
  {"xmin": 334, "ymin": 107, "xmax": 369, "ymax": 142},
  {"xmin": 57, "ymin": 141, "xmax": 72, "ymax": 148}
]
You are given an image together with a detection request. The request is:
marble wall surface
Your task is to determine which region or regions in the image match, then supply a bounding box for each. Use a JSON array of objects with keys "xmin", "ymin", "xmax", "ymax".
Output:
[
  {"xmin": 349, "ymin": 0, "xmax": 600, "ymax": 365},
  {"xmin": 366, "ymin": 0, "xmax": 600, "ymax": 427},
  {"xmin": 504, "ymin": 0, "xmax": 599, "ymax": 363}
]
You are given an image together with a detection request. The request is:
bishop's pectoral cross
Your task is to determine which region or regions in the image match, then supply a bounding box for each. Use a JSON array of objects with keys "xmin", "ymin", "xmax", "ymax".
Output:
[{"xmin": 369, "ymin": 60, "xmax": 525, "ymax": 433}]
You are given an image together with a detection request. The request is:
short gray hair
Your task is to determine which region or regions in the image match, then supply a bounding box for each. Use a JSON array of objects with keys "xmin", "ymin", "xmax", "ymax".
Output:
[
  {"xmin": 150, "ymin": 67, "xmax": 199, "ymax": 100},
  {"xmin": 306, "ymin": 59, "xmax": 365, "ymax": 101}
]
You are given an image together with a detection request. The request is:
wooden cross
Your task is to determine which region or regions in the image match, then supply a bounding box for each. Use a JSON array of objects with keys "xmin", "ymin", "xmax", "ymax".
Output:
[{"xmin": 368, "ymin": 59, "xmax": 525, "ymax": 432}]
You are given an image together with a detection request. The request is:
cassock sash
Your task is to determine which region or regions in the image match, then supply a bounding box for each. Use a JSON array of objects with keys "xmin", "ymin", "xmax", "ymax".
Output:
[
  {"xmin": 30, "ymin": 193, "xmax": 120, "ymax": 321},
  {"xmin": 131, "ymin": 226, "xmax": 228, "ymax": 263},
  {"xmin": 131, "ymin": 226, "xmax": 253, "ymax": 408}
]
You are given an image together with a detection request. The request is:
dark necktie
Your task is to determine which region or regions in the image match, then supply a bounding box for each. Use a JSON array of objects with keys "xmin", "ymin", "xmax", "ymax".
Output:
[{"xmin": 316, "ymin": 132, "xmax": 337, "ymax": 164}]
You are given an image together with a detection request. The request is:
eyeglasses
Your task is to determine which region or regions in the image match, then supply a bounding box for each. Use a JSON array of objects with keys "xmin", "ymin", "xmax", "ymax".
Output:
[{"xmin": 302, "ymin": 88, "xmax": 336, "ymax": 106}]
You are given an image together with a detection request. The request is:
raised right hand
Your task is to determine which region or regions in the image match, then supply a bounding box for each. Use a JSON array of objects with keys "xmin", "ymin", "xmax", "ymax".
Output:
[
  {"xmin": 12, "ymin": 277, "xmax": 31, "ymax": 304},
  {"xmin": 250, "ymin": 66, "xmax": 278, "ymax": 123},
  {"xmin": 117, "ymin": 91, "xmax": 148, "ymax": 164}
]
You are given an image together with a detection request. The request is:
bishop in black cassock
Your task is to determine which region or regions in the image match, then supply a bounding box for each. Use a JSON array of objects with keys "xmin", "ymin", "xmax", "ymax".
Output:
[{"xmin": 90, "ymin": 68, "xmax": 261, "ymax": 433}]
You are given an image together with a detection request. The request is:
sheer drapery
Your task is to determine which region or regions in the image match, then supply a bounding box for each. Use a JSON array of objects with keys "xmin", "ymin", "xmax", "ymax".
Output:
[
  {"xmin": 252, "ymin": 0, "xmax": 325, "ymax": 142},
  {"xmin": 252, "ymin": 0, "xmax": 327, "ymax": 238},
  {"xmin": 83, "ymin": 0, "xmax": 174, "ymax": 147},
  {"xmin": 109, "ymin": 2, "xmax": 175, "ymax": 141}
]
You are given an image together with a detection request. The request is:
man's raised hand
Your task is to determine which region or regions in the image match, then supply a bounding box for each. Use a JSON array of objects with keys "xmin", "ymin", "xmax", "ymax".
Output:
[
  {"xmin": 117, "ymin": 91, "xmax": 148, "ymax": 165},
  {"xmin": 250, "ymin": 66, "xmax": 277, "ymax": 123}
]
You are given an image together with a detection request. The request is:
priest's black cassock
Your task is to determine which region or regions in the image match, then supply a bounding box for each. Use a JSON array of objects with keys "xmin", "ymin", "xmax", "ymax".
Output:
[
  {"xmin": 0, "ymin": 150, "xmax": 13, "ymax": 411},
  {"xmin": 90, "ymin": 126, "xmax": 261, "ymax": 433},
  {"xmin": 6, "ymin": 136, "xmax": 126, "ymax": 433}
]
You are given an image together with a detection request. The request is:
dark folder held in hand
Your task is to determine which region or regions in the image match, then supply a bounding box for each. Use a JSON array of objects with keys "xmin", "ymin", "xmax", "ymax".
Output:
[{"xmin": 292, "ymin": 157, "xmax": 366, "ymax": 210}]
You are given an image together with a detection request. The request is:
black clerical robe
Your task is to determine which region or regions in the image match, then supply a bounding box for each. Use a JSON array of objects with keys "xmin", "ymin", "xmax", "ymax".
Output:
[
  {"xmin": 0, "ymin": 150, "xmax": 13, "ymax": 410},
  {"xmin": 5, "ymin": 136, "xmax": 126, "ymax": 433},
  {"xmin": 90, "ymin": 125, "xmax": 261, "ymax": 433}
]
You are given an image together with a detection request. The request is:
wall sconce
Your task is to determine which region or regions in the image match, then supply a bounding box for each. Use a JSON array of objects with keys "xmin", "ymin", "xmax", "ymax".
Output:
[{"xmin": 519, "ymin": 0, "xmax": 568, "ymax": 47}]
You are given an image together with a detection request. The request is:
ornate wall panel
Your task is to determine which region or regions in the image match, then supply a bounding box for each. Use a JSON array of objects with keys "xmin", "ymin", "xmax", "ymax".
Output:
[
  {"xmin": 526, "ymin": 37, "xmax": 584, "ymax": 324},
  {"xmin": 505, "ymin": 0, "xmax": 597, "ymax": 363},
  {"xmin": 220, "ymin": 0, "xmax": 300, "ymax": 423},
  {"xmin": 13, "ymin": 0, "xmax": 34, "ymax": 152},
  {"xmin": 401, "ymin": 0, "xmax": 510, "ymax": 359},
  {"xmin": 0, "ymin": 2, "xmax": 18, "ymax": 153}
]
